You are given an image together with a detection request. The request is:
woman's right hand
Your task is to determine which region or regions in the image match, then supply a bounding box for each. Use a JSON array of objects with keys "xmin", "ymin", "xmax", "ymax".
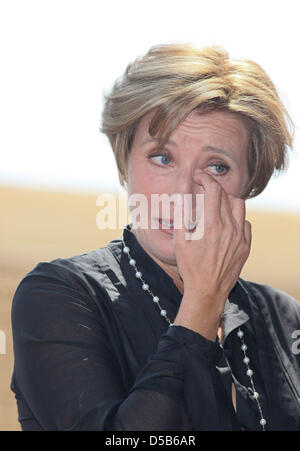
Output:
[{"xmin": 172, "ymin": 171, "xmax": 252, "ymax": 341}]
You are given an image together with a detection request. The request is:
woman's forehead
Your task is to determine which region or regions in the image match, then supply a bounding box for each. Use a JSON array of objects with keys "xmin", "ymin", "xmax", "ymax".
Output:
[{"xmin": 134, "ymin": 109, "xmax": 250, "ymax": 146}]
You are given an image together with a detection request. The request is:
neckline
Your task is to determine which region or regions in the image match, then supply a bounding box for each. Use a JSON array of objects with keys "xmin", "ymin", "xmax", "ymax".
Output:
[
  {"xmin": 109, "ymin": 224, "xmax": 250, "ymax": 336},
  {"xmin": 221, "ymin": 298, "xmax": 250, "ymax": 345},
  {"xmin": 109, "ymin": 224, "xmax": 183, "ymax": 308}
]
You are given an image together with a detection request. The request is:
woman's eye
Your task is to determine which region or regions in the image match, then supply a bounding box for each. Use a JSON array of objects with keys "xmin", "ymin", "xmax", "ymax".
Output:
[
  {"xmin": 149, "ymin": 154, "xmax": 172, "ymax": 166},
  {"xmin": 208, "ymin": 164, "xmax": 229, "ymax": 175}
]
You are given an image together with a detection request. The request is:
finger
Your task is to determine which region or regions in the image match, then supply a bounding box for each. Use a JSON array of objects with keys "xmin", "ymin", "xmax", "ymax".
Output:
[
  {"xmin": 189, "ymin": 192, "xmax": 205, "ymax": 241},
  {"xmin": 219, "ymin": 188, "xmax": 235, "ymax": 226},
  {"xmin": 193, "ymin": 171, "xmax": 238, "ymax": 231},
  {"xmin": 193, "ymin": 171, "xmax": 224, "ymax": 225},
  {"xmin": 244, "ymin": 219, "xmax": 252, "ymax": 246},
  {"xmin": 229, "ymin": 195, "xmax": 246, "ymax": 226},
  {"xmin": 172, "ymin": 192, "xmax": 190, "ymax": 247}
]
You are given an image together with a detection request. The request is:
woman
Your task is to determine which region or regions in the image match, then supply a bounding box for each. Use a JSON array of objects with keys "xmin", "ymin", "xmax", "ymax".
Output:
[{"xmin": 11, "ymin": 43, "xmax": 300, "ymax": 431}]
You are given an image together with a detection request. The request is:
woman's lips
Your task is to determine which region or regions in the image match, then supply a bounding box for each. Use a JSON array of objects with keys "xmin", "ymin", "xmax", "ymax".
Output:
[
  {"xmin": 158, "ymin": 218, "xmax": 174, "ymax": 235},
  {"xmin": 157, "ymin": 218, "xmax": 197, "ymax": 235}
]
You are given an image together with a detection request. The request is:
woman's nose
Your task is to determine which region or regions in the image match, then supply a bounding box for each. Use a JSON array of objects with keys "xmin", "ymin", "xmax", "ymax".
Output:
[
  {"xmin": 171, "ymin": 168, "xmax": 204, "ymax": 214},
  {"xmin": 173, "ymin": 168, "xmax": 204, "ymax": 195}
]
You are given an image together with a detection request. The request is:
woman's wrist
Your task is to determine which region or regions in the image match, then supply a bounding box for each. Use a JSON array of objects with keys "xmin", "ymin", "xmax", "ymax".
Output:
[{"xmin": 174, "ymin": 291, "xmax": 224, "ymax": 341}]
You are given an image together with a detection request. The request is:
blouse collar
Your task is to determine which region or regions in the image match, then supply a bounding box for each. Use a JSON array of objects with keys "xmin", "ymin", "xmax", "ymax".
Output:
[{"xmin": 121, "ymin": 224, "xmax": 183, "ymax": 307}]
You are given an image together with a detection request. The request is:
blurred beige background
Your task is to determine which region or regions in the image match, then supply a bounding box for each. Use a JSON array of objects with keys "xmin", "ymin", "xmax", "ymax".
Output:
[{"xmin": 1, "ymin": 184, "xmax": 300, "ymax": 431}]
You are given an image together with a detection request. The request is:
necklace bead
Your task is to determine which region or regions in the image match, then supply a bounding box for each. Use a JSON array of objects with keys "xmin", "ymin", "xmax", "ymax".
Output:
[
  {"xmin": 237, "ymin": 327, "xmax": 267, "ymax": 431},
  {"xmin": 122, "ymin": 239, "xmax": 267, "ymax": 430}
]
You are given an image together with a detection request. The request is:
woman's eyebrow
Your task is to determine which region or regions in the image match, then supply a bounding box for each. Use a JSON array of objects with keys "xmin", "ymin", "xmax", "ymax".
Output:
[
  {"xmin": 204, "ymin": 146, "xmax": 236, "ymax": 162},
  {"xmin": 142, "ymin": 138, "xmax": 178, "ymax": 147},
  {"xmin": 142, "ymin": 140, "xmax": 236, "ymax": 160}
]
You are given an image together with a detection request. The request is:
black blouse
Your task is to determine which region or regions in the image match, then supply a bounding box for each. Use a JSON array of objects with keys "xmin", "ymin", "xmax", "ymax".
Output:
[{"xmin": 11, "ymin": 225, "xmax": 300, "ymax": 430}]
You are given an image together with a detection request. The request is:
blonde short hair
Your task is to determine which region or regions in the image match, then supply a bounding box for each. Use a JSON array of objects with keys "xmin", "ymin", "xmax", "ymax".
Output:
[{"xmin": 101, "ymin": 43, "xmax": 294, "ymax": 198}]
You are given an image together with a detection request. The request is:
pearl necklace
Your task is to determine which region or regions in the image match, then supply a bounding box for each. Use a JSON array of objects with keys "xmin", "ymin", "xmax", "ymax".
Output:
[{"xmin": 122, "ymin": 241, "xmax": 267, "ymax": 430}]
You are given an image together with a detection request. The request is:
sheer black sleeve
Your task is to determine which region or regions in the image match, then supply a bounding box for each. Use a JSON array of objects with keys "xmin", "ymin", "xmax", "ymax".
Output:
[{"xmin": 11, "ymin": 263, "xmax": 231, "ymax": 431}]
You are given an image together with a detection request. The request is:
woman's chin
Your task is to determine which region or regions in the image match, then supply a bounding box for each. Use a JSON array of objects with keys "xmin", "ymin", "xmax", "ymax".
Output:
[
  {"xmin": 134, "ymin": 227, "xmax": 177, "ymax": 266},
  {"xmin": 149, "ymin": 229, "xmax": 178, "ymax": 265}
]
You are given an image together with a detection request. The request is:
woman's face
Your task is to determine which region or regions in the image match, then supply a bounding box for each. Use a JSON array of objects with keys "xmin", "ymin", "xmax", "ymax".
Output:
[{"xmin": 127, "ymin": 109, "xmax": 250, "ymax": 269}]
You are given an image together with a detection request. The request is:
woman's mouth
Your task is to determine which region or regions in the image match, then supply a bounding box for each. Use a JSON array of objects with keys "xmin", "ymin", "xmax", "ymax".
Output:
[{"xmin": 158, "ymin": 218, "xmax": 197, "ymax": 235}]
